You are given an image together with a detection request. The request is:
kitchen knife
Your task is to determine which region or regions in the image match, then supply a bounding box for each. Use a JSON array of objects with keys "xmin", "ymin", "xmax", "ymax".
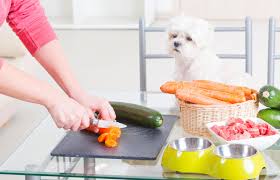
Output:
[{"xmin": 90, "ymin": 119, "xmax": 127, "ymax": 129}]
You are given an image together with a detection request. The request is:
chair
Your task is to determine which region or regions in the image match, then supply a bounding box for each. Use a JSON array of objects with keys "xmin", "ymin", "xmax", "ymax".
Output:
[
  {"xmin": 138, "ymin": 17, "xmax": 253, "ymax": 97},
  {"xmin": 268, "ymin": 17, "xmax": 280, "ymax": 85}
]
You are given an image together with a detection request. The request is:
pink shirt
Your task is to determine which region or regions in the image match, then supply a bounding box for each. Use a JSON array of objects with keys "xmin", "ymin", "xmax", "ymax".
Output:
[{"xmin": 0, "ymin": 0, "xmax": 56, "ymax": 68}]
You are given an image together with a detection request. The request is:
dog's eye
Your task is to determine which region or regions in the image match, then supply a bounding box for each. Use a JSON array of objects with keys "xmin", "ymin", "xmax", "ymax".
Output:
[
  {"xmin": 186, "ymin": 37, "xmax": 192, "ymax": 41},
  {"xmin": 171, "ymin": 34, "xmax": 178, "ymax": 38}
]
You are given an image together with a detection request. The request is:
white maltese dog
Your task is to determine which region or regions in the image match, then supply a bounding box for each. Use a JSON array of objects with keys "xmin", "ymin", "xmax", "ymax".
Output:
[{"xmin": 167, "ymin": 16, "xmax": 256, "ymax": 88}]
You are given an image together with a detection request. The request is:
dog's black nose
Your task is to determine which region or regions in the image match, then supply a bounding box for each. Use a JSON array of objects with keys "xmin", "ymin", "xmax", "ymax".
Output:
[{"xmin": 174, "ymin": 42, "xmax": 181, "ymax": 47}]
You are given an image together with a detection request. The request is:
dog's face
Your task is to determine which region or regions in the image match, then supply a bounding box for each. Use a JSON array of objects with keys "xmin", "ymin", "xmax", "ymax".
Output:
[
  {"xmin": 167, "ymin": 16, "xmax": 213, "ymax": 60},
  {"xmin": 168, "ymin": 31, "xmax": 199, "ymax": 59}
]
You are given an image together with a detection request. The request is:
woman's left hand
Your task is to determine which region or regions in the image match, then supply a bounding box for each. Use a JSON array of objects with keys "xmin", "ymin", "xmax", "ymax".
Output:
[{"xmin": 71, "ymin": 92, "xmax": 116, "ymax": 132}]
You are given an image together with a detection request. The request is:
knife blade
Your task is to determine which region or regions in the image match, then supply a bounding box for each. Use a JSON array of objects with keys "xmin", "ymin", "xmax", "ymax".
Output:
[{"xmin": 90, "ymin": 119, "xmax": 127, "ymax": 129}]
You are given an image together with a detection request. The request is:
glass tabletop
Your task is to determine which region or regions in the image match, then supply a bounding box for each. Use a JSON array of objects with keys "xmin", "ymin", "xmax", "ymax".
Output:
[{"xmin": 0, "ymin": 91, "xmax": 280, "ymax": 179}]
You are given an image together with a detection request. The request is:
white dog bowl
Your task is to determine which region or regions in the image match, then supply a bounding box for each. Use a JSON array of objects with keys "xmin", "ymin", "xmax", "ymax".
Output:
[{"xmin": 206, "ymin": 117, "xmax": 280, "ymax": 150}]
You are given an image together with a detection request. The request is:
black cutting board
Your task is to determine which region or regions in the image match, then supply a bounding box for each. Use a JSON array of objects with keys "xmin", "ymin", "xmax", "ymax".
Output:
[{"xmin": 51, "ymin": 115, "xmax": 177, "ymax": 160}]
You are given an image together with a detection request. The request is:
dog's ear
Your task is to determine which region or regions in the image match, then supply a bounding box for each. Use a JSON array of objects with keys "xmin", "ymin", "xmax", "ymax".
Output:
[{"xmin": 189, "ymin": 20, "xmax": 214, "ymax": 49}]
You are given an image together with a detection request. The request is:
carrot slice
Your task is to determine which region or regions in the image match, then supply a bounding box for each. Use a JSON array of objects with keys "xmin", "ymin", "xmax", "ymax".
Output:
[
  {"xmin": 184, "ymin": 86, "xmax": 246, "ymax": 103},
  {"xmin": 105, "ymin": 139, "xmax": 118, "ymax": 148},
  {"xmin": 191, "ymin": 80, "xmax": 245, "ymax": 97},
  {"xmin": 99, "ymin": 127, "xmax": 121, "ymax": 138},
  {"xmin": 98, "ymin": 133, "xmax": 109, "ymax": 143},
  {"xmin": 109, "ymin": 127, "xmax": 121, "ymax": 138},
  {"xmin": 176, "ymin": 89, "xmax": 230, "ymax": 105},
  {"xmin": 98, "ymin": 128, "xmax": 108, "ymax": 134},
  {"xmin": 107, "ymin": 133, "xmax": 118, "ymax": 141}
]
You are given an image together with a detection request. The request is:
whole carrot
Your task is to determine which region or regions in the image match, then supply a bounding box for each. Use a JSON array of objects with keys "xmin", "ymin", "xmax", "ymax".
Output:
[
  {"xmin": 191, "ymin": 80, "xmax": 245, "ymax": 97},
  {"xmin": 160, "ymin": 81, "xmax": 192, "ymax": 94},
  {"xmin": 246, "ymin": 93, "xmax": 257, "ymax": 101},
  {"xmin": 161, "ymin": 80, "xmax": 253, "ymax": 99},
  {"xmin": 176, "ymin": 89, "xmax": 230, "ymax": 105},
  {"xmin": 194, "ymin": 80, "xmax": 253, "ymax": 96},
  {"xmin": 239, "ymin": 87, "xmax": 252, "ymax": 96},
  {"xmin": 185, "ymin": 86, "xmax": 246, "ymax": 103},
  {"xmin": 160, "ymin": 81, "xmax": 177, "ymax": 94}
]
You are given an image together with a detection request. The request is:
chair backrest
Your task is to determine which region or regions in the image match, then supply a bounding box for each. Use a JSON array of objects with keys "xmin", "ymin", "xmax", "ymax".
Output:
[
  {"xmin": 268, "ymin": 17, "xmax": 280, "ymax": 85},
  {"xmin": 139, "ymin": 17, "xmax": 253, "ymax": 92}
]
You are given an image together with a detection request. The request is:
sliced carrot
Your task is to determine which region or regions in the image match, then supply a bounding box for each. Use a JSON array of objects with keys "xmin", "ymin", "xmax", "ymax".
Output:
[
  {"xmin": 98, "ymin": 128, "xmax": 108, "ymax": 134},
  {"xmin": 97, "ymin": 133, "xmax": 109, "ymax": 143},
  {"xmin": 105, "ymin": 139, "xmax": 118, "ymax": 148},
  {"xmin": 109, "ymin": 127, "xmax": 121, "ymax": 138},
  {"xmin": 184, "ymin": 86, "xmax": 246, "ymax": 103},
  {"xmin": 107, "ymin": 133, "xmax": 118, "ymax": 141},
  {"xmin": 191, "ymin": 80, "xmax": 245, "ymax": 97},
  {"xmin": 99, "ymin": 127, "xmax": 121, "ymax": 138},
  {"xmin": 176, "ymin": 89, "xmax": 230, "ymax": 105},
  {"xmin": 98, "ymin": 126, "xmax": 121, "ymax": 147}
]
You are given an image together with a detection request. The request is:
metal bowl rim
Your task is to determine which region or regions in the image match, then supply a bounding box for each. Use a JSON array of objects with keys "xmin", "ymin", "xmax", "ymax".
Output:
[
  {"xmin": 168, "ymin": 137, "xmax": 214, "ymax": 152},
  {"xmin": 213, "ymin": 143, "xmax": 259, "ymax": 159}
]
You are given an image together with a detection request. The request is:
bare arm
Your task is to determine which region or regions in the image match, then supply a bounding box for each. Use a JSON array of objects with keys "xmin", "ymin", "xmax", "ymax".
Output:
[
  {"xmin": 34, "ymin": 40, "xmax": 116, "ymax": 121},
  {"xmin": 33, "ymin": 40, "xmax": 83, "ymax": 98},
  {"xmin": 0, "ymin": 60, "xmax": 65, "ymax": 107},
  {"xmin": 0, "ymin": 60, "xmax": 89, "ymax": 131}
]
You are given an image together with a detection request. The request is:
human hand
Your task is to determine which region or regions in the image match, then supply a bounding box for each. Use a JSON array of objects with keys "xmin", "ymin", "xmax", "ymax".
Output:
[
  {"xmin": 71, "ymin": 92, "xmax": 116, "ymax": 133},
  {"xmin": 46, "ymin": 95, "xmax": 91, "ymax": 131},
  {"xmin": 74, "ymin": 93, "xmax": 116, "ymax": 119}
]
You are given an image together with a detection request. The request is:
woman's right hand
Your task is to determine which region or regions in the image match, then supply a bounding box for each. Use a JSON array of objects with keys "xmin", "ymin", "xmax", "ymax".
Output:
[
  {"xmin": 0, "ymin": 61, "xmax": 91, "ymax": 131},
  {"xmin": 46, "ymin": 96, "xmax": 92, "ymax": 131}
]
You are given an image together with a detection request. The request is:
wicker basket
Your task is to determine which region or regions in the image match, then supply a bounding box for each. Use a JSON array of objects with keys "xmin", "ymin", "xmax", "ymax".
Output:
[{"xmin": 178, "ymin": 99, "xmax": 259, "ymax": 138}]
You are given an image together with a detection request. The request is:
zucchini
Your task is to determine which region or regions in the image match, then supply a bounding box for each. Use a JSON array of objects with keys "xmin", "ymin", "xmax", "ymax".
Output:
[
  {"xmin": 110, "ymin": 101, "xmax": 163, "ymax": 128},
  {"xmin": 257, "ymin": 108, "xmax": 280, "ymax": 128},
  {"xmin": 259, "ymin": 85, "xmax": 280, "ymax": 109}
]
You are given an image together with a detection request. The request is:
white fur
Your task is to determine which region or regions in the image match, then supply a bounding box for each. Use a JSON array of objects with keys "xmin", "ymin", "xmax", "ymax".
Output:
[{"xmin": 167, "ymin": 16, "xmax": 257, "ymax": 89}]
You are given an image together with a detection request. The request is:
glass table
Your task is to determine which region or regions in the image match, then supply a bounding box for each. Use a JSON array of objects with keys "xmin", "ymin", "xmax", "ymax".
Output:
[{"xmin": 0, "ymin": 91, "xmax": 279, "ymax": 180}]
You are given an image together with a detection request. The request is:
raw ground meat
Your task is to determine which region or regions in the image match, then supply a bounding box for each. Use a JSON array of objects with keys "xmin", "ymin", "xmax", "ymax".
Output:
[{"xmin": 210, "ymin": 118, "xmax": 278, "ymax": 141}]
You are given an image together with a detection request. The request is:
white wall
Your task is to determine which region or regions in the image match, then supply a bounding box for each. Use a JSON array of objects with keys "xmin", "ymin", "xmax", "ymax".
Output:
[
  {"xmin": 40, "ymin": 0, "xmax": 280, "ymax": 21},
  {"xmin": 41, "ymin": 0, "xmax": 72, "ymax": 17},
  {"xmin": 155, "ymin": 0, "xmax": 280, "ymax": 20},
  {"xmin": 23, "ymin": 0, "xmax": 280, "ymax": 92},
  {"xmin": 73, "ymin": 0, "xmax": 143, "ymax": 17},
  {"xmin": 155, "ymin": 0, "xmax": 178, "ymax": 18},
  {"xmin": 24, "ymin": 30, "xmax": 141, "ymax": 91},
  {"xmin": 22, "ymin": 20, "xmax": 273, "ymax": 93}
]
